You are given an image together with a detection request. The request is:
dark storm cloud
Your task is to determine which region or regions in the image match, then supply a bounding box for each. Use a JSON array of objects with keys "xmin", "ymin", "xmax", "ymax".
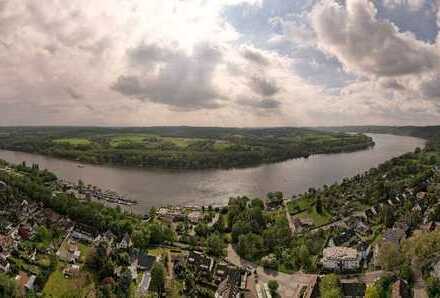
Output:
[
  {"xmin": 237, "ymin": 97, "xmax": 281, "ymax": 109},
  {"xmin": 242, "ymin": 47, "xmax": 270, "ymax": 66},
  {"xmin": 113, "ymin": 42, "xmax": 226, "ymax": 110},
  {"xmin": 248, "ymin": 75, "xmax": 280, "ymax": 96}
]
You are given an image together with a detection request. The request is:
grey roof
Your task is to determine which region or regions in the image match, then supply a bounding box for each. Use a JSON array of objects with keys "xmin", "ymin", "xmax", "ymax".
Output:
[{"xmin": 383, "ymin": 228, "xmax": 405, "ymax": 244}]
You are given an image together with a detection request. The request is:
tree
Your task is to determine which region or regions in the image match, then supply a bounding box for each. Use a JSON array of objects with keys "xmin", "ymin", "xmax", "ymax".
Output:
[
  {"xmin": 380, "ymin": 205, "xmax": 394, "ymax": 228},
  {"xmin": 365, "ymin": 284, "xmax": 381, "ymax": 298},
  {"xmin": 237, "ymin": 233, "xmax": 264, "ymax": 260},
  {"xmin": 427, "ymin": 277, "xmax": 440, "ymax": 298},
  {"xmin": 194, "ymin": 223, "xmax": 209, "ymax": 237},
  {"xmin": 268, "ymin": 280, "xmax": 279, "ymax": 296},
  {"xmin": 320, "ymin": 274, "xmax": 342, "ymax": 298},
  {"xmin": 150, "ymin": 263, "xmax": 166, "ymax": 295},
  {"xmin": 118, "ymin": 269, "xmax": 133, "ymax": 292},
  {"xmin": 316, "ymin": 197, "xmax": 323, "ymax": 214},
  {"xmin": 206, "ymin": 233, "xmax": 226, "ymax": 257},
  {"xmin": 377, "ymin": 242, "xmax": 401, "ymax": 271},
  {"xmin": 0, "ymin": 273, "xmax": 19, "ymax": 297}
]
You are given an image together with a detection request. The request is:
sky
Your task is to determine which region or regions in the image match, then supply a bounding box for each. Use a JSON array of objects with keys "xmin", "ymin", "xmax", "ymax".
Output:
[{"xmin": 0, "ymin": 0, "xmax": 440, "ymax": 127}]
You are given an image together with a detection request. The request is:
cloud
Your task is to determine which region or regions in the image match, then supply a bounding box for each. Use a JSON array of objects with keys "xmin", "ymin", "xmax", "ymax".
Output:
[
  {"xmin": 382, "ymin": 0, "xmax": 426, "ymax": 11},
  {"xmin": 248, "ymin": 75, "xmax": 280, "ymax": 96},
  {"xmin": 242, "ymin": 47, "xmax": 270, "ymax": 65},
  {"xmin": 237, "ymin": 98, "xmax": 281, "ymax": 110},
  {"xmin": 113, "ymin": 42, "xmax": 226, "ymax": 110},
  {"xmin": 310, "ymin": 0, "xmax": 440, "ymax": 78}
]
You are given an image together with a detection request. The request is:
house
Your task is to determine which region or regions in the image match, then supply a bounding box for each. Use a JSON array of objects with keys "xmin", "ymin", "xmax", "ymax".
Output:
[
  {"xmin": 71, "ymin": 230, "xmax": 94, "ymax": 243},
  {"xmin": 187, "ymin": 251, "xmax": 214, "ymax": 276},
  {"xmin": 299, "ymin": 275, "xmax": 319, "ymax": 298},
  {"xmin": 340, "ymin": 282, "xmax": 366, "ymax": 298},
  {"xmin": 188, "ymin": 211, "xmax": 204, "ymax": 224},
  {"xmin": 0, "ymin": 181, "xmax": 7, "ymax": 192},
  {"xmin": 293, "ymin": 218, "xmax": 314, "ymax": 232},
  {"xmin": 18, "ymin": 225, "xmax": 33, "ymax": 240},
  {"xmin": 354, "ymin": 221, "xmax": 371, "ymax": 236},
  {"xmin": 321, "ymin": 247, "xmax": 361, "ymax": 271},
  {"xmin": 0, "ymin": 234, "xmax": 14, "ymax": 252},
  {"xmin": 0, "ymin": 253, "xmax": 10, "ymax": 273},
  {"xmin": 67, "ymin": 243, "xmax": 81, "ymax": 263},
  {"xmin": 64, "ymin": 264, "xmax": 80, "ymax": 278},
  {"xmin": 137, "ymin": 252, "xmax": 156, "ymax": 271},
  {"xmin": 382, "ymin": 228, "xmax": 406, "ymax": 245},
  {"xmin": 16, "ymin": 272, "xmax": 36, "ymax": 294},
  {"xmin": 117, "ymin": 233, "xmax": 133, "ymax": 249},
  {"xmin": 215, "ymin": 269, "xmax": 242, "ymax": 298},
  {"xmin": 391, "ymin": 279, "xmax": 410, "ymax": 298},
  {"xmin": 416, "ymin": 192, "xmax": 428, "ymax": 201},
  {"xmin": 102, "ymin": 230, "xmax": 116, "ymax": 245}
]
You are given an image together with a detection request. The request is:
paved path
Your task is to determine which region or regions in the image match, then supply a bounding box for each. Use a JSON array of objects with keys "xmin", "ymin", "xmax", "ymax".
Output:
[{"xmin": 138, "ymin": 271, "xmax": 151, "ymax": 296}]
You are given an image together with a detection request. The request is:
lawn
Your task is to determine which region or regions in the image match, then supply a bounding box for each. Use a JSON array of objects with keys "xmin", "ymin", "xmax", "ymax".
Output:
[
  {"xmin": 54, "ymin": 138, "xmax": 91, "ymax": 146},
  {"xmin": 147, "ymin": 247, "xmax": 168, "ymax": 257},
  {"xmin": 296, "ymin": 207, "xmax": 332, "ymax": 227},
  {"xmin": 287, "ymin": 197, "xmax": 312, "ymax": 214},
  {"xmin": 43, "ymin": 265, "xmax": 95, "ymax": 298}
]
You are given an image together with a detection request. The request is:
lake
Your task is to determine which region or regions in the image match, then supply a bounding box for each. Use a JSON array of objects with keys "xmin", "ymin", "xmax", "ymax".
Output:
[{"xmin": 0, "ymin": 134, "xmax": 425, "ymax": 213}]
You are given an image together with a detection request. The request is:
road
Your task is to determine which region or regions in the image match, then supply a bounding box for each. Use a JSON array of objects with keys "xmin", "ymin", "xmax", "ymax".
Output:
[{"xmin": 227, "ymin": 245, "xmax": 318, "ymax": 298}]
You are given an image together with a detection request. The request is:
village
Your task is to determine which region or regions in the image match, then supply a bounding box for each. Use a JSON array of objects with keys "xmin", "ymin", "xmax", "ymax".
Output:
[{"xmin": 1, "ymin": 149, "xmax": 440, "ymax": 297}]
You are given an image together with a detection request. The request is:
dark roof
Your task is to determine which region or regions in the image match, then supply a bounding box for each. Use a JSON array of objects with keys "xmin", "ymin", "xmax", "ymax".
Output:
[
  {"xmin": 188, "ymin": 251, "xmax": 213, "ymax": 272},
  {"xmin": 392, "ymin": 279, "xmax": 410, "ymax": 298},
  {"xmin": 333, "ymin": 229, "xmax": 355, "ymax": 246},
  {"xmin": 0, "ymin": 181, "xmax": 7, "ymax": 191},
  {"xmin": 138, "ymin": 252, "xmax": 156, "ymax": 271},
  {"xmin": 341, "ymin": 282, "xmax": 366, "ymax": 298}
]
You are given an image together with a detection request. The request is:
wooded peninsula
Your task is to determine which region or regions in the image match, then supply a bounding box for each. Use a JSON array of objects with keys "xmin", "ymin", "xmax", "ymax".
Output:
[{"xmin": 0, "ymin": 127, "xmax": 374, "ymax": 170}]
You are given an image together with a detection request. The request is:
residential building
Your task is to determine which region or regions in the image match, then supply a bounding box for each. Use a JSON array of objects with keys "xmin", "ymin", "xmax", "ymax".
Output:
[
  {"xmin": 321, "ymin": 247, "xmax": 361, "ymax": 271},
  {"xmin": 391, "ymin": 279, "xmax": 410, "ymax": 298},
  {"xmin": 187, "ymin": 251, "xmax": 214, "ymax": 276}
]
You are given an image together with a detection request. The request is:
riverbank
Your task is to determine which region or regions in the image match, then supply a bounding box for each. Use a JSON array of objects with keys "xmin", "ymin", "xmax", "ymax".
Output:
[{"xmin": 0, "ymin": 134, "xmax": 425, "ymax": 212}]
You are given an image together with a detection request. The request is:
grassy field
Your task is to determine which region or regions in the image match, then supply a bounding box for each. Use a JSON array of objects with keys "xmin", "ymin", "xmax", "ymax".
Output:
[
  {"xmin": 109, "ymin": 134, "xmax": 155, "ymax": 147},
  {"xmin": 108, "ymin": 134, "xmax": 203, "ymax": 149},
  {"xmin": 43, "ymin": 265, "xmax": 95, "ymax": 298},
  {"xmin": 54, "ymin": 138, "xmax": 92, "ymax": 145}
]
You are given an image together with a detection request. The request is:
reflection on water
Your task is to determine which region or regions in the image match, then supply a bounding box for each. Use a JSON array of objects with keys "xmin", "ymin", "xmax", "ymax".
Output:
[{"xmin": 0, "ymin": 134, "xmax": 425, "ymax": 212}]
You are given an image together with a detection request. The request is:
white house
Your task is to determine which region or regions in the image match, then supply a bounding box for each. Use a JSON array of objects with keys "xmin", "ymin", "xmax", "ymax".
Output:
[{"xmin": 321, "ymin": 247, "xmax": 361, "ymax": 271}]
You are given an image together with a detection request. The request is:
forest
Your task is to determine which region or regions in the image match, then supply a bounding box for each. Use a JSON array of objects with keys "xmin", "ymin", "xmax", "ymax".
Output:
[{"xmin": 0, "ymin": 127, "xmax": 374, "ymax": 169}]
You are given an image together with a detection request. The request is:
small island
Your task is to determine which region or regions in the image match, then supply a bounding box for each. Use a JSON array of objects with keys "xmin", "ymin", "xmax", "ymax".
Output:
[{"xmin": 0, "ymin": 126, "xmax": 374, "ymax": 170}]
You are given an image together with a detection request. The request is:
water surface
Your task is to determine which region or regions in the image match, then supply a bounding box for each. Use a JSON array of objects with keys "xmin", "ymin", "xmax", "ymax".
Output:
[{"xmin": 0, "ymin": 134, "xmax": 425, "ymax": 212}]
